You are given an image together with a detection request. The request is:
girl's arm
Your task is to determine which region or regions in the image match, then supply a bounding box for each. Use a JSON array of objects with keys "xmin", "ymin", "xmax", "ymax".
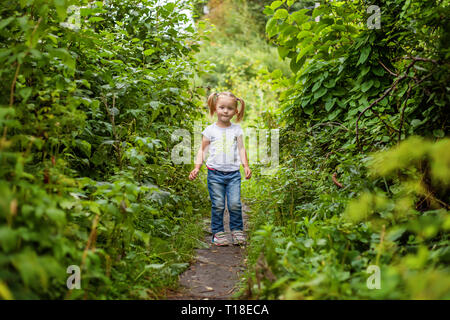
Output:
[
  {"xmin": 195, "ymin": 136, "xmax": 210, "ymax": 168},
  {"xmin": 237, "ymin": 135, "xmax": 252, "ymax": 179},
  {"xmin": 189, "ymin": 136, "xmax": 210, "ymax": 180}
]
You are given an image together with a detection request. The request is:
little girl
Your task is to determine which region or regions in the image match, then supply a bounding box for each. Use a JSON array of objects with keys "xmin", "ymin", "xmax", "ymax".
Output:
[{"xmin": 189, "ymin": 91, "xmax": 252, "ymax": 246}]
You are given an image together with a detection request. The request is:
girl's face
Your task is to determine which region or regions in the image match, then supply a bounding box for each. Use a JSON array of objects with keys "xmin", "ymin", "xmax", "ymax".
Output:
[{"xmin": 215, "ymin": 96, "xmax": 237, "ymax": 123}]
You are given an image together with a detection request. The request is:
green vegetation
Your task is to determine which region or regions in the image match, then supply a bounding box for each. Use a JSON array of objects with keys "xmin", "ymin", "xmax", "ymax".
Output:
[
  {"xmin": 194, "ymin": 0, "xmax": 291, "ymax": 124},
  {"xmin": 0, "ymin": 0, "xmax": 209, "ymax": 299},
  {"xmin": 239, "ymin": 0, "xmax": 450, "ymax": 299},
  {"xmin": 1, "ymin": 0, "xmax": 448, "ymax": 300}
]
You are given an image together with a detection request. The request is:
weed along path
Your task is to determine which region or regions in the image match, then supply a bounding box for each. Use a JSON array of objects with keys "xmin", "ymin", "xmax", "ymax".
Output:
[{"xmin": 166, "ymin": 202, "xmax": 250, "ymax": 300}]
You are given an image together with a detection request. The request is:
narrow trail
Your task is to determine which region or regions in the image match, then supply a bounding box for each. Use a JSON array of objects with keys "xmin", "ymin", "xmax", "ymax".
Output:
[{"xmin": 166, "ymin": 202, "xmax": 250, "ymax": 300}]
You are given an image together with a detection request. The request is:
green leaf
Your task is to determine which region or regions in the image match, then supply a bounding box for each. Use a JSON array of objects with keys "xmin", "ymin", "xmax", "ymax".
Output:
[
  {"xmin": 311, "ymin": 81, "xmax": 322, "ymax": 93},
  {"xmin": 170, "ymin": 263, "xmax": 189, "ymax": 272},
  {"xmin": 357, "ymin": 46, "xmax": 371, "ymax": 66},
  {"xmin": 325, "ymin": 98, "xmax": 336, "ymax": 111},
  {"xmin": 291, "ymin": 10, "xmax": 309, "ymax": 25},
  {"xmin": 0, "ymin": 17, "xmax": 14, "ymax": 30},
  {"xmin": 169, "ymin": 105, "xmax": 177, "ymax": 116},
  {"xmin": 273, "ymin": 9, "xmax": 289, "ymax": 20},
  {"xmin": 324, "ymin": 78, "xmax": 337, "ymax": 89},
  {"xmin": 372, "ymin": 67, "xmax": 385, "ymax": 76},
  {"xmin": 277, "ymin": 46, "xmax": 290, "ymax": 59},
  {"xmin": 314, "ymin": 87, "xmax": 327, "ymax": 100},
  {"xmin": 290, "ymin": 55, "xmax": 304, "ymax": 73},
  {"xmin": 12, "ymin": 250, "xmax": 48, "ymax": 289},
  {"xmin": 332, "ymin": 24, "xmax": 347, "ymax": 32},
  {"xmin": 18, "ymin": 87, "xmax": 32, "ymax": 102},
  {"xmin": 433, "ymin": 129, "xmax": 444, "ymax": 138},
  {"xmin": 75, "ymin": 139, "xmax": 91, "ymax": 157},
  {"xmin": 387, "ymin": 227, "xmax": 406, "ymax": 242},
  {"xmin": 304, "ymin": 105, "xmax": 314, "ymax": 115},
  {"xmin": 30, "ymin": 49, "xmax": 43, "ymax": 60},
  {"xmin": 270, "ymin": 1, "xmax": 283, "ymax": 10},
  {"xmin": 89, "ymin": 16, "xmax": 105, "ymax": 22},
  {"xmin": 328, "ymin": 108, "xmax": 342, "ymax": 120},
  {"xmin": 161, "ymin": 2, "xmax": 175, "ymax": 17},
  {"xmin": 49, "ymin": 48, "xmax": 75, "ymax": 70},
  {"xmin": 360, "ymin": 66, "xmax": 370, "ymax": 77},
  {"xmin": 0, "ymin": 227, "xmax": 18, "ymax": 252},
  {"xmin": 266, "ymin": 17, "xmax": 278, "ymax": 38},
  {"xmin": 46, "ymin": 207, "xmax": 66, "ymax": 225},
  {"xmin": 296, "ymin": 44, "xmax": 314, "ymax": 62},
  {"xmin": 361, "ymin": 80, "xmax": 374, "ymax": 93},
  {"xmin": 410, "ymin": 119, "xmax": 423, "ymax": 128},
  {"xmin": 263, "ymin": 6, "xmax": 274, "ymax": 15},
  {"xmin": 145, "ymin": 263, "xmax": 166, "ymax": 270},
  {"xmin": 143, "ymin": 48, "xmax": 156, "ymax": 56},
  {"xmin": 53, "ymin": 0, "xmax": 68, "ymax": 21},
  {"xmin": 296, "ymin": 30, "xmax": 311, "ymax": 40}
]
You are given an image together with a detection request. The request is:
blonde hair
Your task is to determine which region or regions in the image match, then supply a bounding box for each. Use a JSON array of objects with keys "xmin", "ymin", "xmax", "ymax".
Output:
[{"xmin": 207, "ymin": 91, "xmax": 245, "ymax": 123}]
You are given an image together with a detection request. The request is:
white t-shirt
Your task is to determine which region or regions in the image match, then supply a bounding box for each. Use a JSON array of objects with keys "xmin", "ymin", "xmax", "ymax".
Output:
[{"xmin": 201, "ymin": 122, "xmax": 244, "ymax": 172}]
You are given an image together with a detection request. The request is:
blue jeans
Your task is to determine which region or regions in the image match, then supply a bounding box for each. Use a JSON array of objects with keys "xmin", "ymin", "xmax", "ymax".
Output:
[{"xmin": 207, "ymin": 168, "xmax": 244, "ymax": 239}]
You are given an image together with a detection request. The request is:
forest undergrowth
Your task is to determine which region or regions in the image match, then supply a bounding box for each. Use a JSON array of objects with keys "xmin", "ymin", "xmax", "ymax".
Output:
[{"xmin": 0, "ymin": 0, "xmax": 448, "ymax": 300}]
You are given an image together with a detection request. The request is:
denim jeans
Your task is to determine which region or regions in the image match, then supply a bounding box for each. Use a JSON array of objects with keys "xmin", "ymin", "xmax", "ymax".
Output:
[{"xmin": 207, "ymin": 168, "xmax": 244, "ymax": 238}]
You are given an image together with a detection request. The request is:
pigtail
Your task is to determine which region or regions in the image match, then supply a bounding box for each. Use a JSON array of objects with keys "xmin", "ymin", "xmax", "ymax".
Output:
[
  {"xmin": 207, "ymin": 92, "xmax": 217, "ymax": 117},
  {"xmin": 235, "ymin": 97, "xmax": 245, "ymax": 123}
]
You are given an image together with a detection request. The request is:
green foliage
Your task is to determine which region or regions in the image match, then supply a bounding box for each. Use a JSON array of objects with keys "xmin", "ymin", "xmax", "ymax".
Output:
[
  {"xmin": 265, "ymin": 0, "xmax": 449, "ymax": 147},
  {"xmin": 239, "ymin": 0, "xmax": 450, "ymax": 300},
  {"xmin": 1, "ymin": 0, "xmax": 448, "ymax": 301},
  {"xmin": 194, "ymin": 0, "xmax": 291, "ymax": 125},
  {"xmin": 0, "ymin": 0, "xmax": 209, "ymax": 299},
  {"xmin": 242, "ymin": 133, "xmax": 449, "ymax": 299}
]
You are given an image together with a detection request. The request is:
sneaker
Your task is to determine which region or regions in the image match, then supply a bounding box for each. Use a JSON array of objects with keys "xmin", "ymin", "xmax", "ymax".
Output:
[
  {"xmin": 231, "ymin": 230, "xmax": 246, "ymax": 245},
  {"xmin": 212, "ymin": 231, "xmax": 230, "ymax": 246}
]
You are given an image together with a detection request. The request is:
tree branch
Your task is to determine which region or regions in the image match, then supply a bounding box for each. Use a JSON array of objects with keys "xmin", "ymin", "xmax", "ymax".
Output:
[
  {"xmin": 378, "ymin": 60, "xmax": 398, "ymax": 77},
  {"xmin": 356, "ymin": 60, "xmax": 415, "ymax": 151},
  {"xmin": 332, "ymin": 173, "xmax": 343, "ymax": 188}
]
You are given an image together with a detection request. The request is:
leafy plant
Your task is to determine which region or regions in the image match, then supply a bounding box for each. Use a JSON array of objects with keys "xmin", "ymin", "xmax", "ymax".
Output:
[
  {"xmin": 239, "ymin": 0, "xmax": 449, "ymax": 300},
  {"xmin": 0, "ymin": 0, "xmax": 209, "ymax": 299}
]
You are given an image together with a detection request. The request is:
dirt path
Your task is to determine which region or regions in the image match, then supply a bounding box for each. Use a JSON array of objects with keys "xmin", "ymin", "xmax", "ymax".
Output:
[{"xmin": 166, "ymin": 202, "xmax": 249, "ymax": 300}]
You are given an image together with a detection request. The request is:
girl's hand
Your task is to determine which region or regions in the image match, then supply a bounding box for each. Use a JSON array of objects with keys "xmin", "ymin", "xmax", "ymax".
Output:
[
  {"xmin": 244, "ymin": 166, "xmax": 252, "ymax": 180},
  {"xmin": 189, "ymin": 168, "xmax": 200, "ymax": 180}
]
